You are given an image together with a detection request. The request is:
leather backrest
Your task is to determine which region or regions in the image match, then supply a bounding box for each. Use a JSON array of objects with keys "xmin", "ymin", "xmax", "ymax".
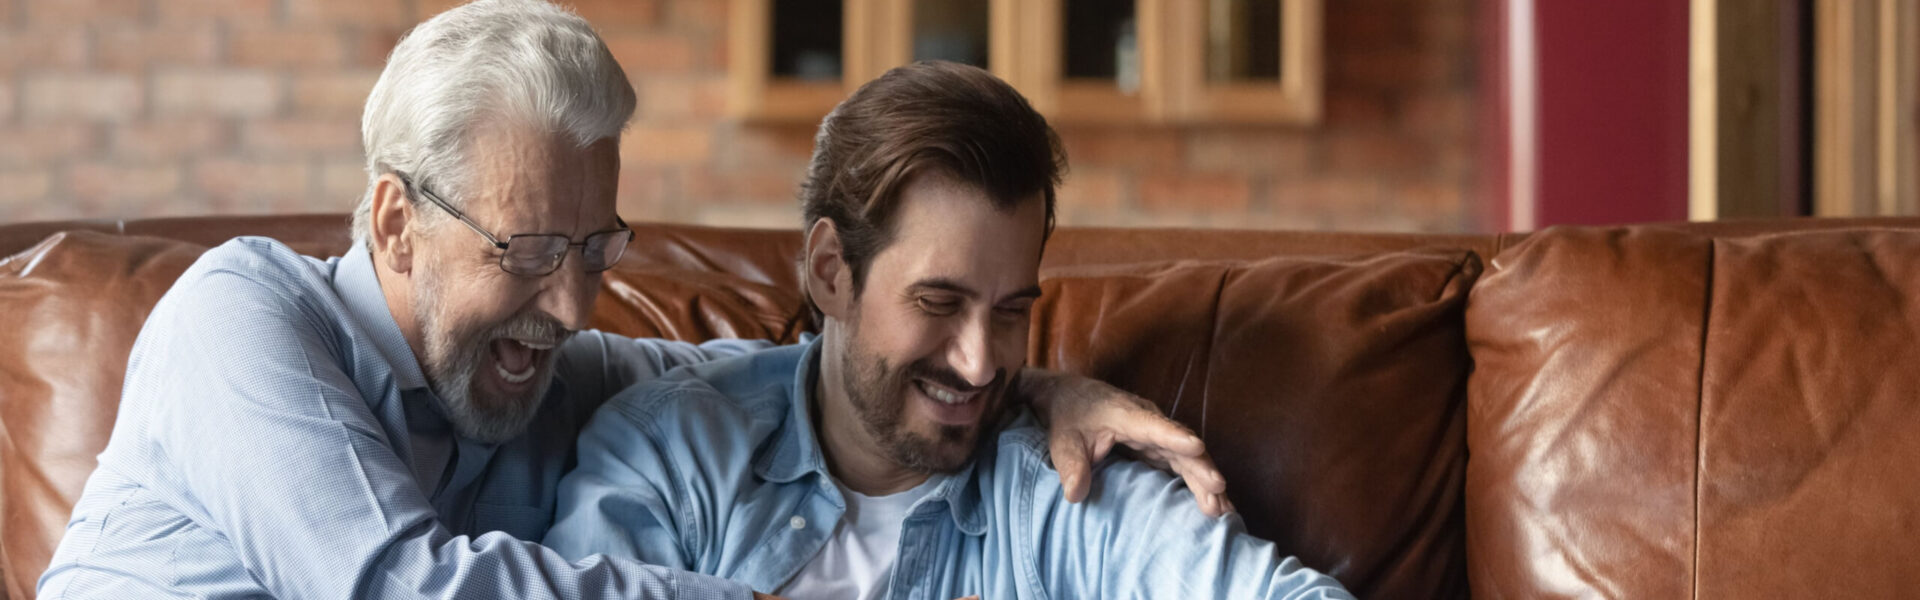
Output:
[
  {"xmin": 1033, "ymin": 249, "xmax": 1482, "ymax": 599},
  {"xmin": 1465, "ymin": 226, "xmax": 1920, "ymax": 599}
]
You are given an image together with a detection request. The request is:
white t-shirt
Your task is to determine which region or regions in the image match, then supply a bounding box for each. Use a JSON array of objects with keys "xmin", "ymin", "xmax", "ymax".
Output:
[{"xmin": 776, "ymin": 476, "xmax": 942, "ymax": 600}]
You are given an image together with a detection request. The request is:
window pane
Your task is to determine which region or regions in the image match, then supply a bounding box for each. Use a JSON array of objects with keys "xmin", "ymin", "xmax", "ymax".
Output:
[
  {"xmin": 1063, "ymin": 0, "xmax": 1138, "ymax": 91},
  {"xmin": 1207, "ymin": 0, "xmax": 1282, "ymax": 82},
  {"xmin": 772, "ymin": 0, "xmax": 844, "ymax": 80},
  {"xmin": 913, "ymin": 0, "xmax": 990, "ymax": 68}
]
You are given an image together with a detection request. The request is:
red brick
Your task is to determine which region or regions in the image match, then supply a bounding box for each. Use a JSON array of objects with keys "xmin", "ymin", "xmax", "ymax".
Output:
[
  {"xmin": 111, "ymin": 120, "xmax": 231, "ymax": 159},
  {"xmin": 0, "ymin": 0, "xmax": 12, "ymax": 27},
  {"xmin": 605, "ymin": 32, "xmax": 702, "ymax": 75},
  {"xmin": 230, "ymin": 28, "xmax": 348, "ymax": 68},
  {"xmin": 321, "ymin": 159, "xmax": 371, "ymax": 201},
  {"xmin": 691, "ymin": 203, "xmax": 796, "ymax": 229},
  {"xmin": 0, "ymin": 31, "xmax": 89, "ymax": 74},
  {"xmin": 24, "ymin": 74, "xmax": 143, "ymax": 122},
  {"xmin": 0, "ymin": 83, "xmax": 13, "ymax": 121},
  {"xmin": 616, "ymin": 166, "xmax": 683, "ymax": 221},
  {"xmin": 0, "ymin": 171, "xmax": 54, "ymax": 203},
  {"xmin": 1393, "ymin": 179, "xmax": 1468, "ymax": 217},
  {"xmin": 1336, "ymin": 48, "xmax": 1462, "ymax": 89},
  {"xmin": 564, "ymin": 0, "xmax": 663, "ymax": 29},
  {"xmin": 1139, "ymin": 174, "xmax": 1252, "ymax": 212},
  {"xmin": 286, "ymin": 0, "xmax": 410, "ymax": 26},
  {"xmin": 348, "ymin": 27, "xmax": 408, "ymax": 68},
  {"xmin": 682, "ymin": 167, "xmax": 800, "ymax": 205},
  {"xmin": 291, "ymin": 71, "xmax": 380, "ymax": 117},
  {"xmin": 1186, "ymin": 131, "xmax": 1313, "ymax": 174},
  {"xmin": 1325, "ymin": 132, "xmax": 1430, "ymax": 175},
  {"xmin": 1402, "ymin": 89, "xmax": 1475, "ymax": 137},
  {"xmin": 1057, "ymin": 168, "xmax": 1127, "ymax": 210},
  {"xmin": 635, "ymin": 76, "xmax": 730, "ymax": 121},
  {"xmin": 241, "ymin": 117, "xmax": 363, "ymax": 154},
  {"xmin": 157, "ymin": 0, "xmax": 275, "ymax": 24},
  {"xmin": 414, "ymin": 0, "xmax": 467, "ymax": 21},
  {"xmin": 1322, "ymin": 90, "xmax": 1396, "ymax": 127},
  {"xmin": 155, "ymin": 70, "xmax": 283, "ymax": 117},
  {"xmin": 623, "ymin": 125, "xmax": 714, "ymax": 165},
  {"xmin": 0, "ymin": 124, "xmax": 100, "ymax": 164},
  {"xmin": 666, "ymin": 0, "xmax": 728, "ymax": 33},
  {"xmin": 69, "ymin": 162, "xmax": 186, "ymax": 206},
  {"xmin": 1270, "ymin": 177, "xmax": 1386, "ymax": 210},
  {"xmin": 98, "ymin": 26, "xmax": 223, "ymax": 70},
  {"xmin": 1058, "ymin": 129, "xmax": 1184, "ymax": 170},
  {"xmin": 1326, "ymin": 9, "xmax": 1410, "ymax": 51},
  {"xmin": 195, "ymin": 158, "xmax": 315, "ymax": 208},
  {"xmin": 25, "ymin": 0, "xmax": 141, "ymax": 25},
  {"xmin": 714, "ymin": 125, "xmax": 815, "ymax": 169}
]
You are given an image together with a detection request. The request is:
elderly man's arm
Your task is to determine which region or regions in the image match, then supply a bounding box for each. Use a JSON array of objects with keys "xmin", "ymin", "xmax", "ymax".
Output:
[
  {"xmin": 1015, "ymin": 368, "xmax": 1234, "ymax": 517},
  {"xmin": 560, "ymin": 337, "xmax": 1232, "ymax": 516},
  {"xmin": 133, "ymin": 273, "xmax": 752, "ymax": 600}
]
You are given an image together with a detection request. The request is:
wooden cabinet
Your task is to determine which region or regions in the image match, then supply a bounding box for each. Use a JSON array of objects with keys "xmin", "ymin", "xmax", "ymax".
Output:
[{"xmin": 728, "ymin": 0, "xmax": 1322, "ymax": 125}]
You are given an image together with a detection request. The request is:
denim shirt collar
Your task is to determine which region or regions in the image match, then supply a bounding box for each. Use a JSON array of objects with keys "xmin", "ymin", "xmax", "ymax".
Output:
[
  {"xmin": 334, "ymin": 242, "xmax": 429, "ymax": 393},
  {"xmin": 754, "ymin": 337, "xmax": 989, "ymax": 536}
]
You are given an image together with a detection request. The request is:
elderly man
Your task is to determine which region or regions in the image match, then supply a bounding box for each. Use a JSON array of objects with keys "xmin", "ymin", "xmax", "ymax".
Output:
[
  {"xmin": 36, "ymin": 1, "xmax": 1223, "ymax": 598},
  {"xmin": 542, "ymin": 61, "xmax": 1352, "ymax": 599}
]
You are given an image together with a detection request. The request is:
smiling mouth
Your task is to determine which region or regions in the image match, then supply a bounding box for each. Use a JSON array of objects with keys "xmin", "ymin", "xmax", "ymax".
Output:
[
  {"xmin": 490, "ymin": 337, "xmax": 556, "ymax": 384},
  {"xmin": 915, "ymin": 379, "xmax": 980, "ymax": 405}
]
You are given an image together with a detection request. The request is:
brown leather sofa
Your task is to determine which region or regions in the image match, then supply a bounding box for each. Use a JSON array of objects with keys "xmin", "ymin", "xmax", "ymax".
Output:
[{"xmin": 4, "ymin": 214, "xmax": 1919, "ymax": 599}]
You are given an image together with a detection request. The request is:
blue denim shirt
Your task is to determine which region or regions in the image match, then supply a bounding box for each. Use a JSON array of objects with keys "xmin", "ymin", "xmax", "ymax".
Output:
[
  {"xmin": 39, "ymin": 237, "xmax": 767, "ymax": 599},
  {"xmin": 544, "ymin": 339, "xmax": 1355, "ymax": 599}
]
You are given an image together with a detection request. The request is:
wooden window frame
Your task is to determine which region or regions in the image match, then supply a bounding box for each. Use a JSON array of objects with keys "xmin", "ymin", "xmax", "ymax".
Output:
[{"xmin": 729, "ymin": 0, "xmax": 1323, "ymax": 126}]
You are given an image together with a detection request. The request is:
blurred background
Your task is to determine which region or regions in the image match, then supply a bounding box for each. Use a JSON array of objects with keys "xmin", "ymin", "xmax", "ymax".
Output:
[{"xmin": 0, "ymin": 0, "xmax": 1911, "ymax": 232}]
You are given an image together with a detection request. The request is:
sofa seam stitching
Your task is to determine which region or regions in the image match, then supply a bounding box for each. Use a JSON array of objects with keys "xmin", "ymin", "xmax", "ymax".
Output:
[{"xmin": 1691, "ymin": 238, "xmax": 1716, "ymax": 600}]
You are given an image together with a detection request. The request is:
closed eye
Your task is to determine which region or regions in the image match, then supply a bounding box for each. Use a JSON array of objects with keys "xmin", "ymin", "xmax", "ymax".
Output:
[{"xmin": 916, "ymin": 296, "xmax": 962, "ymax": 316}]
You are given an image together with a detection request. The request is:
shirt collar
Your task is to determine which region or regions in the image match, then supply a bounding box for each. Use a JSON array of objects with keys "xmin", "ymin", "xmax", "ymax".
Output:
[
  {"xmin": 334, "ymin": 242, "xmax": 429, "ymax": 392},
  {"xmin": 755, "ymin": 337, "xmax": 988, "ymax": 536}
]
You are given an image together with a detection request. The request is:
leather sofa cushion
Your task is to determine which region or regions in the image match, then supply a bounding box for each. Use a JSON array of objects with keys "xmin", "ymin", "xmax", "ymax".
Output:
[
  {"xmin": 1466, "ymin": 227, "xmax": 1920, "ymax": 598},
  {"xmin": 1033, "ymin": 248, "xmax": 1482, "ymax": 599}
]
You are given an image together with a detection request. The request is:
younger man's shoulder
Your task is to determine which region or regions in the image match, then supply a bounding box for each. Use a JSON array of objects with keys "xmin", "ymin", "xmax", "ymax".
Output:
[{"xmin": 592, "ymin": 343, "xmax": 809, "ymax": 439}]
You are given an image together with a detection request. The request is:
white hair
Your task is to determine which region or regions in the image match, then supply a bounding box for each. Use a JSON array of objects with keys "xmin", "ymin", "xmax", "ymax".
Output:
[{"xmin": 352, "ymin": 0, "xmax": 636, "ymax": 245}]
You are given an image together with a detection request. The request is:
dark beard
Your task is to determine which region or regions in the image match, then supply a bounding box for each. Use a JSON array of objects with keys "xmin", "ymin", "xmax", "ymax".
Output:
[{"xmin": 837, "ymin": 330, "xmax": 1008, "ymax": 473}]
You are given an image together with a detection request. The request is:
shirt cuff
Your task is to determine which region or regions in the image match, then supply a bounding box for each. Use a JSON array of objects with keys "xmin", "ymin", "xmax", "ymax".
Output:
[{"xmin": 671, "ymin": 568, "xmax": 756, "ymax": 600}]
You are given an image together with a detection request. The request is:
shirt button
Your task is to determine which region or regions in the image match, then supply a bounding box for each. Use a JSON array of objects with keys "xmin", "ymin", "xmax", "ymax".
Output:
[{"xmin": 789, "ymin": 516, "xmax": 807, "ymax": 530}]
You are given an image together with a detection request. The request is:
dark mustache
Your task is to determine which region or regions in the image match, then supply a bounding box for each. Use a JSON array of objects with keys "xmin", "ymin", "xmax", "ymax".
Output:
[{"xmin": 905, "ymin": 359, "xmax": 1004, "ymax": 393}]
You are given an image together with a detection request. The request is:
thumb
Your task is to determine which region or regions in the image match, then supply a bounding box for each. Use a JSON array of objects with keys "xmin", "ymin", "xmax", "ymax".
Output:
[{"xmin": 1049, "ymin": 430, "xmax": 1092, "ymax": 503}]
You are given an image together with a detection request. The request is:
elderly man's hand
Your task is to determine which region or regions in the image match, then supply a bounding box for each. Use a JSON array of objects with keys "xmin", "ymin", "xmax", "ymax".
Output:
[{"xmin": 1017, "ymin": 368, "xmax": 1234, "ymax": 518}]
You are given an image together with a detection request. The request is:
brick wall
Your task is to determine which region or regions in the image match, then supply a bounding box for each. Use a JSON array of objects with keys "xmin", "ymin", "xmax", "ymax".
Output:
[{"xmin": 0, "ymin": 0, "xmax": 1480, "ymax": 232}]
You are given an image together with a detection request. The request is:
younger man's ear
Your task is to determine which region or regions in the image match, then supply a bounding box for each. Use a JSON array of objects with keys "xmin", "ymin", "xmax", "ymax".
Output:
[
  {"xmin": 803, "ymin": 218, "xmax": 854, "ymax": 320},
  {"xmin": 369, "ymin": 173, "xmax": 416, "ymax": 275}
]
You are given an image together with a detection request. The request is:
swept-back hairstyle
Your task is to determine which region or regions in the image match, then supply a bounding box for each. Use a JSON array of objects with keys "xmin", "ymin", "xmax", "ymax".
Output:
[
  {"xmin": 351, "ymin": 0, "xmax": 636, "ymax": 246},
  {"xmin": 800, "ymin": 60, "xmax": 1066, "ymax": 306}
]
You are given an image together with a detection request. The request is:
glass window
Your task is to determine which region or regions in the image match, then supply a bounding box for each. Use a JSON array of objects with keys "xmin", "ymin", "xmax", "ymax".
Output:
[{"xmin": 772, "ymin": 0, "xmax": 844, "ymax": 80}]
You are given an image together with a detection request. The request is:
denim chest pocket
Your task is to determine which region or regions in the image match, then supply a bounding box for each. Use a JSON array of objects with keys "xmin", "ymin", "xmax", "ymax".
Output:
[{"xmin": 470, "ymin": 502, "xmax": 554, "ymax": 542}]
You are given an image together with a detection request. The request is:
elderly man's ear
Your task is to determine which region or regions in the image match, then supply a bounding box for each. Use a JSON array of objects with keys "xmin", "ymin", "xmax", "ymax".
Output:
[
  {"xmin": 369, "ymin": 173, "xmax": 417, "ymax": 275},
  {"xmin": 803, "ymin": 218, "xmax": 855, "ymax": 321}
]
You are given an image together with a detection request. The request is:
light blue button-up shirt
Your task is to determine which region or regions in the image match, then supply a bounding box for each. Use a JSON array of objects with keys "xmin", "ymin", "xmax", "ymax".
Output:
[
  {"xmin": 39, "ymin": 237, "xmax": 768, "ymax": 599},
  {"xmin": 544, "ymin": 339, "xmax": 1355, "ymax": 599}
]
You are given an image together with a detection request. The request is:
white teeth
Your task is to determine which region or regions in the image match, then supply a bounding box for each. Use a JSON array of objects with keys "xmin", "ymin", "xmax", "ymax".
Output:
[
  {"xmin": 918, "ymin": 381, "xmax": 971, "ymax": 405},
  {"xmin": 496, "ymin": 362, "xmax": 536, "ymax": 384},
  {"xmin": 518, "ymin": 339, "xmax": 555, "ymax": 351}
]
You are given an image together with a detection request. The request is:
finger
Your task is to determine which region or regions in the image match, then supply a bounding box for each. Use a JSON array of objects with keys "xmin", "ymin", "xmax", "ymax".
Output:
[
  {"xmin": 1164, "ymin": 452, "xmax": 1227, "ymax": 496},
  {"xmin": 1049, "ymin": 430, "xmax": 1093, "ymax": 504},
  {"xmin": 1105, "ymin": 406, "xmax": 1206, "ymax": 459},
  {"xmin": 1195, "ymin": 488, "xmax": 1222, "ymax": 518}
]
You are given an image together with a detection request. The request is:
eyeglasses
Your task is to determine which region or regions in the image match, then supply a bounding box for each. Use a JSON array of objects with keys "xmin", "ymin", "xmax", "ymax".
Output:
[{"xmin": 398, "ymin": 173, "xmax": 634, "ymax": 277}]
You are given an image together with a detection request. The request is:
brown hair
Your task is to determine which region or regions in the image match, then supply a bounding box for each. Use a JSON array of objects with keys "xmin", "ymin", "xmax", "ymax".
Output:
[{"xmin": 800, "ymin": 60, "xmax": 1065, "ymax": 304}]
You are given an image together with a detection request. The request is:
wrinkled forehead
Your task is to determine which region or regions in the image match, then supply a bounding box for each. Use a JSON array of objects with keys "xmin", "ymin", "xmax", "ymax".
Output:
[{"xmin": 459, "ymin": 121, "xmax": 622, "ymax": 236}]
